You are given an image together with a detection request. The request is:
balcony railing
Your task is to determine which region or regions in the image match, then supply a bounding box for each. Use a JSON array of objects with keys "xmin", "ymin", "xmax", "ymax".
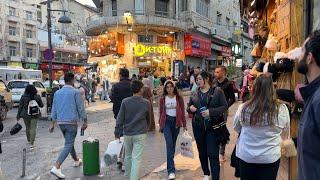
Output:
[{"xmin": 86, "ymin": 9, "xmax": 178, "ymax": 26}]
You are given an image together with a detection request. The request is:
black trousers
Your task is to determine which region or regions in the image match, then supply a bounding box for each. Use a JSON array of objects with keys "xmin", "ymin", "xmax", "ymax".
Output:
[
  {"xmin": 239, "ymin": 159, "xmax": 280, "ymax": 180},
  {"xmin": 192, "ymin": 121, "xmax": 220, "ymax": 180}
]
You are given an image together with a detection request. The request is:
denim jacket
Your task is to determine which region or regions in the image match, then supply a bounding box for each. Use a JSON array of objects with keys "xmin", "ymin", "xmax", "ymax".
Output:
[{"xmin": 51, "ymin": 85, "xmax": 87, "ymax": 124}]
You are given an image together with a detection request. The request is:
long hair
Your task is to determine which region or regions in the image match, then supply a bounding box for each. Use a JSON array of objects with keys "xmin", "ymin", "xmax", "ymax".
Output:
[
  {"xmin": 241, "ymin": 74, "xmax": 279, "ymax": 126},
  {"xmin": 163, "ymin": 80, "xmax": 179, "ymax": 97},
  {"xmin": 24, "ymin": 84, "xmax": 37, "ymax": 98},
  {"xmin": 197, "ymin": 71, "xmax": 213, "ymax": 87}
]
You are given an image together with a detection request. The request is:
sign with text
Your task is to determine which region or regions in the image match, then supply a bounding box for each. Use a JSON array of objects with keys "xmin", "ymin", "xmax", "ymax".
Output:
[
  {"xmin": 184, "ymin": 34, "xmax": 211, "ymax": 58},
  {"xmin": 134, "ymin": 44, "xmax": 172, "ymax": 57}
]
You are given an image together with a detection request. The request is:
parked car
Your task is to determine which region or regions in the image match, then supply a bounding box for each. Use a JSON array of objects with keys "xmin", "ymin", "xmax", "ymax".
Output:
[
  {"xmin": 7, "ymin": 80, "xmax": 46, "ymax": 104},
  {"xmin": 0, "ymin": 79, "xmax": 13, "ymax": 120}
]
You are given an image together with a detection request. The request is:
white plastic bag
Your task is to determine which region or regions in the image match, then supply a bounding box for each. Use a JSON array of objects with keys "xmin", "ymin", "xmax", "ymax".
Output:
[
  {"xmin": 180, "ymin": 131, "xmax": 194, "ymax": 158},
  {"xmin": 104, "ymin": 138, "xmax": 124, "ymax": 166}
]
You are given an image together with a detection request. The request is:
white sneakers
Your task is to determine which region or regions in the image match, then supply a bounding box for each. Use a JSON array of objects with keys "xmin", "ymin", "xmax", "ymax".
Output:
[
  {"xmin": 50, "ymin": 166, "xmax": 65, "ymax": 179},
  {"xmin": 51, "ymin": 159, "xmax": 82, "ymax": 178},
  {"xmin": 74, "ymin": 158, "xmax": 82, "ymax": 167},
  {"xmin": 203, "ymin": 175, "xmax": 210, "ymax": 180},
  {"xmin": 168, "ymin": 173, "xmax": 175, "ymax": 179}
]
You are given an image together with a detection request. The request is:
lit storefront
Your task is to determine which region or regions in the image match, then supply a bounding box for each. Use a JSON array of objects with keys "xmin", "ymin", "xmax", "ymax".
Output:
[{"xmin": 87, "ymin": 32, "xmax": 184, "ymax": 82}]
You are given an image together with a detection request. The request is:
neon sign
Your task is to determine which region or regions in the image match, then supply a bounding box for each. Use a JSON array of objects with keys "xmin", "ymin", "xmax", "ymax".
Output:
[{"xmin": 134, "ymin": 44, "xmax": 172, "ymax": 57}]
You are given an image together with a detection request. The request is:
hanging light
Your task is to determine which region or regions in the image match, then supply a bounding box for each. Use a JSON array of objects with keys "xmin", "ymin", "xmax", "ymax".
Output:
[
  {"xmin": 128, "ymin": 27, "xmax": 133, "ymax": 32},
  {"xmin": 250, "ymin": 0, "xmax": 256, "ymax": 7}
]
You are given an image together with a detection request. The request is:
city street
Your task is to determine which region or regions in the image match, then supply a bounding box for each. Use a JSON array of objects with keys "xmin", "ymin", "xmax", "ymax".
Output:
[{"xmin": 0, "ymin": 96, "xmax": 288, "ymax": 180}]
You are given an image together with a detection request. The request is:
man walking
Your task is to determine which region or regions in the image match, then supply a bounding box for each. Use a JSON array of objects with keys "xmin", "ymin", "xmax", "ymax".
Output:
[
  {"xmin": 49, "ymin": 72, "xmax": 87, "ymax": 179},
  {"xmin": 110, "ymin": 68, "xmax": 133, "ymax": 119},
  {"xmin": 115, "ymin": 80, "xmax": 150, "ymax": 180},
  {"xmin": 214, "ymin": 65, "xmax": 235, "ymax": 162},
  {"xmin": 297, "ymin": 30, "xmax": 320, "ymax": 180}
]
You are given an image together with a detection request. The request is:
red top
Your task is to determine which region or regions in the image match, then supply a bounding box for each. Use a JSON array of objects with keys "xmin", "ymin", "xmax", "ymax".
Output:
[{"xmin": 159, "ymin": 95, "xmax": 186, "ymax": 130}]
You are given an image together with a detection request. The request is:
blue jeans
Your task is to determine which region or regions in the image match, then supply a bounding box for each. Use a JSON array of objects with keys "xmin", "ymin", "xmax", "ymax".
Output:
[
  {"xmin": 57, "ymin": 124, "xmax": 78, "ymax": 164},
  {"xmin": 163, "ymin": 116, "xmax": 180, "ymax": 174}
]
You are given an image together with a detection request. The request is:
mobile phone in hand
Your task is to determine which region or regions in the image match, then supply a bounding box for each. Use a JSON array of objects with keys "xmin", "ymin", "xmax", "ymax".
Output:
[{"xmin": 80, "ymin": 128, "xmax": 84, "ymax": 136}]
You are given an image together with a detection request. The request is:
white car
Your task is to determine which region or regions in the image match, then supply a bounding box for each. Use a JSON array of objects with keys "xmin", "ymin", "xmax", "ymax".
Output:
[{"xmin": 7, "ymin": 80, "xmax": 46, "ymax": 103}]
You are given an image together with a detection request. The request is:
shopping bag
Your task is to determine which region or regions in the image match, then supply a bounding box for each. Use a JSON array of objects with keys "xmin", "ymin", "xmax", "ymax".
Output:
[
  {"xmin": 180, "ymin": 131, "xmax": 194, "ymax": 158},
  {"xmin": 104, "ymin": 138, "xmax": 124, "ymax": 166},
  {"xmin": 10, "ymin": 123, "xmax": 22, "ymax": 135}
]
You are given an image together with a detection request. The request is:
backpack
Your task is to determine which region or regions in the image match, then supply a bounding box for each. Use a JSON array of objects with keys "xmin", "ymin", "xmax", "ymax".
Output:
[{"xmin": 28, "ymin": 99, "xmax": 40, "ymax": 116}]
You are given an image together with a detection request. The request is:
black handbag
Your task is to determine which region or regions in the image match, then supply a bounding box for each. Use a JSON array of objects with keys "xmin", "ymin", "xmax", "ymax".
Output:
[
  {"xmin": 208, "ymin": 115, "xmax": 230, "ymax": 146},
  {"xmin": 10, "ymin": 123, "xmax": 22, "ymax": 135}
]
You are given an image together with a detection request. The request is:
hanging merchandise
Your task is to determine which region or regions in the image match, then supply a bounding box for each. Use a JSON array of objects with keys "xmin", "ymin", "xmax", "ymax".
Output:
[
  {"xmin": 287, "ymin": 47, "xmax": 302, "ymax": 60},
  {"xmin": 251, "ymin": 43, "xmax": 263, "ymax": 57},
  {"xmin": 265, "ymin": 35, "xmax": 278, "ymax": 51},
  {"xmin": 274, "ymin": 52, "xmax": 288, "ymax": 63}
]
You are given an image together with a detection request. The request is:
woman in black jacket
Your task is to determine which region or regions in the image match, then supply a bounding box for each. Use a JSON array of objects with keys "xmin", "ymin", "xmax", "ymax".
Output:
[
  {"xmin": 187, "ymin": 71, "xmax": 228, "ymax": 180},
  {"xmin": 17, "ymin": 84, "xmax": 44, "ymax": 149}
]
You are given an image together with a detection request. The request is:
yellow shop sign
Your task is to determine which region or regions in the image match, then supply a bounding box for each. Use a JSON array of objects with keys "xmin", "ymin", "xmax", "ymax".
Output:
[{"xmin": 134, "ymin": 44, "xmax": 172, "ymax": 57}]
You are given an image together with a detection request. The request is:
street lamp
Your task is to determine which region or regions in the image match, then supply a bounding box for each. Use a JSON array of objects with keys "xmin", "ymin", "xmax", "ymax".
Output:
[{"xmin": 47, "ymin": 0, "xmax": 72, "ymax": 88}]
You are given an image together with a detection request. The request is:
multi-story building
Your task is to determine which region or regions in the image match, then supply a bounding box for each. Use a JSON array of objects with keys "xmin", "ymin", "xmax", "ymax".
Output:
[
  {"xmin": 33, "ymin": 0, "xmax": 99, "ymax": 80},
  {"xmin": 0, "ymin": 0, "xmax": 39, "ymax": 69},
  {"xmin": 86, "ymin": 0, "xmax": 246, "ymax": 81}
]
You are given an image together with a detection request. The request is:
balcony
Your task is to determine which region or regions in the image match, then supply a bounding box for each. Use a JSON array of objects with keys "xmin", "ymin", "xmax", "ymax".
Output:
[
  {"xmin": 26, "ymin": 38, "xmax": 37, "ymax": 44},
  {"xmin": 86, "ymin": 10, "xmax": 188, "ymax": 36},
  {"xmin": 25, "ymin": 57, "xmax": 38, "ymax": 63},
  {"xmin": 25, "ymin": 18, "xmax": 37, "ymax": 26},
  {"xmin": 7, "ymin": 15, "xmax": 20, "ymax": 22},
  {"xmin": 7, "ymin": 34, "xmax": 20, "ymax": 42},
  {"xmin": 8, "ymin": 56, "xmax": 22, "ymax": 62}
]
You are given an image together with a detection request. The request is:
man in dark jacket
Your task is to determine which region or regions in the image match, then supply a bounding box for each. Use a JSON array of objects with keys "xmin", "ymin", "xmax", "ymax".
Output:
[
  {"xmin": 297, "ymin": 30, "xmax": 320, "ymax": 180},
  {"xmin": 213, "ymin": 65, "xmax": 235, "ymax": 162},
  {"xmin": 214, "ymin": 65, "xmax": 236, "ymax": 108},
  {"xmin": 110, "ymin": 68, "xmax": 133, "ymax": 119}
]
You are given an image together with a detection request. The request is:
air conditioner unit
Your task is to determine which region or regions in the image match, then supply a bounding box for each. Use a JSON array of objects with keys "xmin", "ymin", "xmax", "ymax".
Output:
[{"xmin": 211, "ymin": 28, "xmax": 217, "ymax": 36}]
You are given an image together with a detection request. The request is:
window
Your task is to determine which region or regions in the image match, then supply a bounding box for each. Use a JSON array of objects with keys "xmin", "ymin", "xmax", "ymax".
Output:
[
  {"xmin": 233, "ymin": 21, "xmax": 237, "ymax": 32},
  {"xmin": 196, "ymin": 0, "xmax": 209, "ymax": 18},
  {"xmin": 217, "ymin": 11, "xmax": 222, "ymax": 24},
  {"xmin": 9, "ymin": 7, "xmax": 16, "ymax": 16},
  {"xmin": 155, "ymin": 0, "xmax": 168, "ymax": 17},
  {"xmin": 9, "ymin": 46, "xmax": 16, "ymax": 56},
  {"xmin": 179, "ymin": 0, "xmax": 188, "ymax": 12},
  {"xmin": 9, "ymin": 26, "xmax": 16, "ymax": 36},
  {"xmin": 26, "ymin": 11, "xmax": 33, "ymax": 20},
  {"xmin": 26, "ymin": 30, "xmax": 32, "ymax": 38},
  {"xmin": 26, "ymin": 48, "xmax": 33, "ymax": 57},
  {"xmin": 111, "ymin": 0, "xmax": 117, "ymax": 16},
  {"xmin": 138, "ymin": 35, "xmax": 153, "ymax": 43},
  {"xmin": 135, "ymin": 0, "xmax": 144, "ymax": 15},
  {"xmin": 226, "ymin": 17, "xmax": 230, "ymax": 30}
]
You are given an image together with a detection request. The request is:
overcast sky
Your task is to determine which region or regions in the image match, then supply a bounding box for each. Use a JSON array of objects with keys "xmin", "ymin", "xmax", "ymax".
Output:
[{"xmin": 76, "ymin": 0, "xmax": 96, "ymax": 7}]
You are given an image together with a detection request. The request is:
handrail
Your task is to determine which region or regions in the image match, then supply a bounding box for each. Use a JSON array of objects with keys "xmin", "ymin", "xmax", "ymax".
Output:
[{"xmin": 86, "ymin": 9, "xmax": 179, "ymax": 25}]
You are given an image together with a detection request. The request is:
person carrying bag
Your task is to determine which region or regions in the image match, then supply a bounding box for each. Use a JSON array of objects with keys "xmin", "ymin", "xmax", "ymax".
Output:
[{"xmin": 16, "ymin": 84, "xmax": 44, "ymax": 150}]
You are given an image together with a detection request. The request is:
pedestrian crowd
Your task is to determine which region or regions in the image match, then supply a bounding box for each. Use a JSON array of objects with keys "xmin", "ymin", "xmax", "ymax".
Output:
[{"xmin": 5, "ymin": 30, "xmax": 320, "ymax": 180}]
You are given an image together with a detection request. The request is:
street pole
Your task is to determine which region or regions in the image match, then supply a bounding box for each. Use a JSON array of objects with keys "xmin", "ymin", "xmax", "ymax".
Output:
[{"xmin": 47, "ymin": 0, "xmax": 53, "ymax": 89}]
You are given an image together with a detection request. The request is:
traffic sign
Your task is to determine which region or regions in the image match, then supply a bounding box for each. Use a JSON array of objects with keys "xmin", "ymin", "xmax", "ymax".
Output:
[{"xmin": 44, "ymin": 49, "xmax": 55, "ymax": 60}]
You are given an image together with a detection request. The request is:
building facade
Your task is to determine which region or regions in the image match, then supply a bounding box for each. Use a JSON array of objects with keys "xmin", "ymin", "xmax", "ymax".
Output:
[
  {"xmin": 87, "ymin": 0, "xmax": 187, "ymax": 81},
  {"xmin": 0, "ymin": 0, "xmax": 39, "ymax": 69},
  {"xmin": 34, "ymin": 0, "xmax": 99, "ymax": 80},
  {"xmin": 86, "ymin": 0, "xmax": 250, "ymax": 81}
]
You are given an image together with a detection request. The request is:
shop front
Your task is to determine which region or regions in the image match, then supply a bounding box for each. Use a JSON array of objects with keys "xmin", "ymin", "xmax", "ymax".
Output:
[
  {"xmin": 184, "ymin": 34, "xmax": 211, "ymax": 69},
  {"xmin": 88, "ymin": 31, "xmax": 184, "ymax": 82},
  {"xmin": 133, "ymin": 43, "xmax": 176, "ymax": 78},
  {"xmin": 24, "ymin": 63, "xmax": 39, "ymax": 70},
  {"xmin": 209, "ymin": 43, "xmax": 232, "ymax": 71}
]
